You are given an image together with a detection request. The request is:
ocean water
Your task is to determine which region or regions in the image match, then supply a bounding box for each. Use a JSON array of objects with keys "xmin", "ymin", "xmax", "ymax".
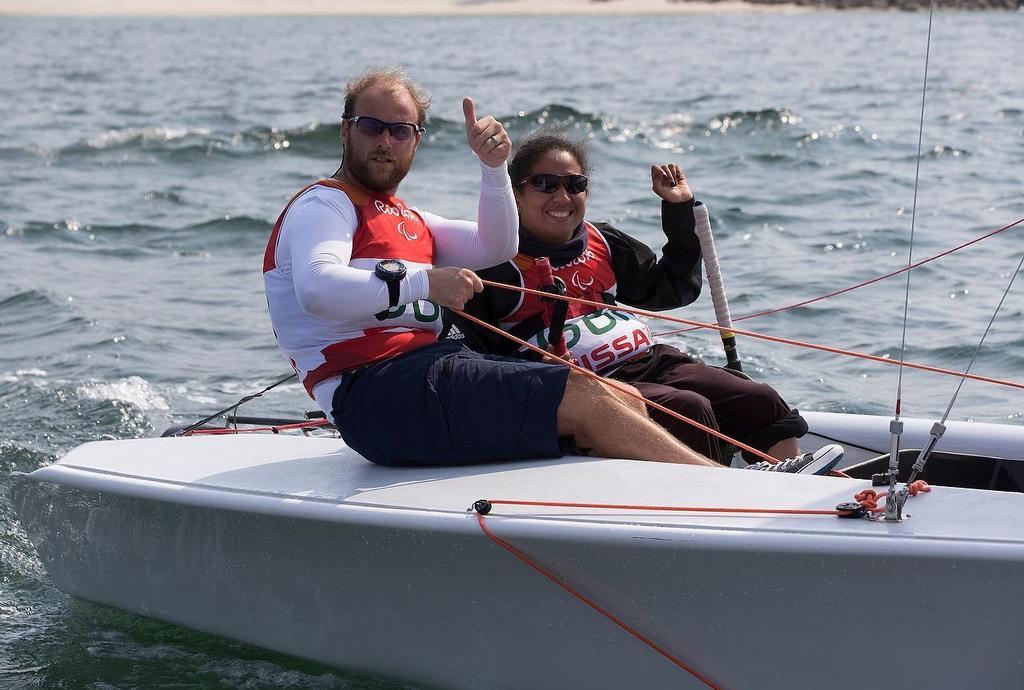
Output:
[{"xmin": 2, "ymin": 11, "xmax": 1022, "ymax": 689}]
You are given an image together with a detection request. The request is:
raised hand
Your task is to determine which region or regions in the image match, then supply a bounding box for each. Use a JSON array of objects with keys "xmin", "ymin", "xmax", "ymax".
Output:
[
  {"xmin": 426, "ymin": 266, "xmax": 484, "ymax": 310},
  {"xmin": 463, "ymin": 97, "xmax": 510, "ymax": 168},
  {"xmin": 651, "ymin": 163, "xmax": 694, "ymax": 204}
]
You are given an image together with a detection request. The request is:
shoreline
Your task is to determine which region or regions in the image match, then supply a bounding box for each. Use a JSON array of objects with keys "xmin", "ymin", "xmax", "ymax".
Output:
[
  {"xmin": 2, "ymin": 0, "xmax": 1017, "ymax": 18},
  {"xmin": 1, "ymin": 0, "xmax": 807, "ymax": 16}
]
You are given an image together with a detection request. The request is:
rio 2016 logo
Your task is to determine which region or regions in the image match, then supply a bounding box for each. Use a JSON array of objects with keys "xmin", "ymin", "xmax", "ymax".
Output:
[
  {"xmin": 373, "ymin": 200, "xmax": 419, "ymax": 240},
  {"xmin": 374, "ymin": 199, "xmax": 416, "ymax": 220}
]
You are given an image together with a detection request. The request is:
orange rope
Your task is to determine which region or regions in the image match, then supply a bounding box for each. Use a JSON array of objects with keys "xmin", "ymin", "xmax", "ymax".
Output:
[
  {"xmin": 854, "ymin": 480, "xmax": 932, "ymax": 513},
  {"xmin": 479, "ymin": 279, "xmax": 1024, "ymax": 392},
  {"xmin": 475, "ymin": 512, "xmax": 722, "ymax": 689},
  {"xmin": 471, "ymin": 483, "xmax": 935, "ymax": 684},
  {"xmin": 453, "ymin": 308, "xmax": 776, "ymax": 465},
  {"xmin": 485, "ymin": 498, "xmax": 846, "ymax": 516},
  {"xmin": 454, "ymin": 308, "xmax": 850, "ymax": 477}
]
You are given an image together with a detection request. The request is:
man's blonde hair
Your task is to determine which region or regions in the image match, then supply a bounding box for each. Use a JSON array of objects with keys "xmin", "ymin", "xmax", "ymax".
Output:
[{"xmin": 343, "ymin": 66, "xmax": 431, "ymax": 126}]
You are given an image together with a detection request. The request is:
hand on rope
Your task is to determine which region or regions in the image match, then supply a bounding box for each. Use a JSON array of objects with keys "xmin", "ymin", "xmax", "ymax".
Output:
[
  {"xmin": 653, "ymin": 213, "xmax": 1024, "ymax": 339},
  {"xmin": 427, "ymin": 266, "xmax": 483, "ymax": 310},
  {"xmin": 477, "ymin": 279, "xmax": 1024, "ymax": 392}
]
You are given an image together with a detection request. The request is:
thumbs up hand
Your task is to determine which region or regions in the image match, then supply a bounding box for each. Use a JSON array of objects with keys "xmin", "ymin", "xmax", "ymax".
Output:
[{"xmin": 463, "ymin": 97, "xmax": 510, "ymax": 168}]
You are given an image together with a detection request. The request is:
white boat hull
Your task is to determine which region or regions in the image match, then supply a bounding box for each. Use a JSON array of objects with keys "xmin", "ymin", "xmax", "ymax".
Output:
[{"xmin": 10, "ymin": 415, "xmax": 1024, "ymax": 689}]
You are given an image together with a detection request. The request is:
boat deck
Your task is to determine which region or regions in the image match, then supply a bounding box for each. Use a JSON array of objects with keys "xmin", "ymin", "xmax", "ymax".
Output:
[{"xmin": 31, "ymin": 433, "xmax": 1024, "ymax": 549}]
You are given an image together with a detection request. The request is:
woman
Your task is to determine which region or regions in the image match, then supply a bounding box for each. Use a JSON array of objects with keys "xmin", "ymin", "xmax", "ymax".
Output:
[{"xmin": 441, "ymin": 133, "xmax": 808, "ymax": 465}]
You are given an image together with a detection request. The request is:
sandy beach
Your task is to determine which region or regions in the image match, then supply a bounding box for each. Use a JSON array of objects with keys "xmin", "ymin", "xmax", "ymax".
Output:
[{"xmin": 1, "ymin": 0, "xmax": 808, "ymax": 16}]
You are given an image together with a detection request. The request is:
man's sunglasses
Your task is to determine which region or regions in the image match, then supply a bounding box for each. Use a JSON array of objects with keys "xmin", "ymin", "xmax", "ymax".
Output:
[
  {"xmin": 517, "ymin": 173, "xmax": 589, "ymax": 195},
  {"xmin": 343, "ymin": 115, "xmax": 425, "ymax": 142}
]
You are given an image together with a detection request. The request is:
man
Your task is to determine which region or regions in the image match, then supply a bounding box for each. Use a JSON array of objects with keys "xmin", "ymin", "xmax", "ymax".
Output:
[{"xmin": 262, "ymin": 66, "xmax": 840, "ymax": 475}]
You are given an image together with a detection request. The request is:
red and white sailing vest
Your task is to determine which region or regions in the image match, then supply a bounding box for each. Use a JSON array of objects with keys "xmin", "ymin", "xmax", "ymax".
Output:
[
  {"xmin": 504, "ymin": 223, "xmax": 653, "ymax": 373},
  {"xmin": 263, "ymin": 179, "xmax": 439, "ymax": 397}
]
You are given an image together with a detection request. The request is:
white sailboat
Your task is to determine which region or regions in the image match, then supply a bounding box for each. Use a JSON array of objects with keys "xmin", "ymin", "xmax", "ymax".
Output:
[
  {"xmin": 10, "ymin": 7, "xmax": 1024, "ymax": 690},
  {"xmin": 8, "ymin": 410, "xmax": 1024, "ymax": 690}
]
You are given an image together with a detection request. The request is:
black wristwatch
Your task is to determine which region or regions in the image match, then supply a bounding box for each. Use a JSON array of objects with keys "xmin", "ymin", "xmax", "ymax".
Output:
[{"xmin": 375, "ymin": 259, "xmax": 407, "ymax": 310}]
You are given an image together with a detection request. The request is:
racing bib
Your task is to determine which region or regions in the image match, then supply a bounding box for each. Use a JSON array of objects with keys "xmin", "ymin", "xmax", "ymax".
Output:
[{"xmin": 527, "ymin": 307, "xmax": 652, "ymax": 373}]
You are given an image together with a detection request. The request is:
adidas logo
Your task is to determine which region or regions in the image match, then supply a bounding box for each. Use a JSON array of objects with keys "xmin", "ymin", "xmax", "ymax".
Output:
[{"xmin": 447, "ymin": 325, "xmax": 465, "ymax": 340}]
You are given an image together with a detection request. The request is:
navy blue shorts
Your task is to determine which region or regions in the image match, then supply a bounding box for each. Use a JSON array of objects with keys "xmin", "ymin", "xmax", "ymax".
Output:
[{"xmin": 331, "ymin": 341, "xmax": 570, "ymax": 466}]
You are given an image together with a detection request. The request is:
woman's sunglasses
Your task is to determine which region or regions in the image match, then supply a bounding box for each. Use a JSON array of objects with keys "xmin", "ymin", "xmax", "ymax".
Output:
[
  {"xmin": 517, "ymin": 173, "xmax": 589, "ymax": 195},
  {"xmin": 343, "ymin": 115, "xmax": 425, "ymax": 142}
]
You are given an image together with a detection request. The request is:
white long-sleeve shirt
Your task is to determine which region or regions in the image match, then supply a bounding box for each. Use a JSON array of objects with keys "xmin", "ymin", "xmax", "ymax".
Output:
[{"xmin": 264, "ymin": 160, "xmax": 518, "ymax": 419}]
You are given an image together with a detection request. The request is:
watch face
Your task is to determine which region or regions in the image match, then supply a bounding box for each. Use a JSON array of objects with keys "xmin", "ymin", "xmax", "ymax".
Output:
[{"xmin": 376, "ymin": 259, "xmax": 407, "ymax": 281}]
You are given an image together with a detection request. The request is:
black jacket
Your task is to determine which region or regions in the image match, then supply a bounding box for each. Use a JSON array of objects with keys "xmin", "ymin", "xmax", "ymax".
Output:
[{"xmin": 440, "ymin": 199, "xmax": 704, "ymax": 359}]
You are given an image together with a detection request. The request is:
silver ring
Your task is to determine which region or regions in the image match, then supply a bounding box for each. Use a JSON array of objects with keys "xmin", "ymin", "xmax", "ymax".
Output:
[{"xmin": 489, "ymin": 135, "xmax": 500, "ymax": 147}]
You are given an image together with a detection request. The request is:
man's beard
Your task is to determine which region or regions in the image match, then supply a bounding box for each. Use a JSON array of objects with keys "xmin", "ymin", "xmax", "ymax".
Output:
[{"xmin": 345, "ymin": 147, "xmax": 414, "ymax": 195}]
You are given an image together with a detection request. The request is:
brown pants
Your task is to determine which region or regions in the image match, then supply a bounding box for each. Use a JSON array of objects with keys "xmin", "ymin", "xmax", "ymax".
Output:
[{"xmin": 611, "ymin": 345, "xmax": 806, "ymax": 464}]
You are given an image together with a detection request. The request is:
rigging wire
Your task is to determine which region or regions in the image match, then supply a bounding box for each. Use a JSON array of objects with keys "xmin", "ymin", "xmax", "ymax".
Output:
[
  {"xmin": 651, "ymin": 214, "xmax": 1024, "ymax": 338},
  {"xmin": 479, "ymin": 279, "xmax": 1024, "ymax": 391},
  {"xmin": 170, "ymin": 372, "xmax": 297, "ymax": 437},
  {"xmin": 903, "ymin": 250, "xmax": 1024, "ymax": 491},
  {"xmin": 938, "ymin": 254, "xmax": 1024, "ymax": 424},
  {"xmin": 895, "ymin": 0, "xmax": 938, "ymax": 418}
]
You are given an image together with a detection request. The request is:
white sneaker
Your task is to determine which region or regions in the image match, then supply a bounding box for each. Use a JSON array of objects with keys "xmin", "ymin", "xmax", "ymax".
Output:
[{"xmin": 745, "ymin": 444, "xmax": 844, "ymax": 475}]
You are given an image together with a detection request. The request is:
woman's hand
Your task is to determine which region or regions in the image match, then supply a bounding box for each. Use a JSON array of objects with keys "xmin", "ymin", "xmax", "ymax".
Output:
[
  {"xmin": 651, "ymin": 163, "xmax": 693, "ymax": 204},
  {"xmin": 463, "ymin": 97, "xmax": 510, "ymax": 168}
]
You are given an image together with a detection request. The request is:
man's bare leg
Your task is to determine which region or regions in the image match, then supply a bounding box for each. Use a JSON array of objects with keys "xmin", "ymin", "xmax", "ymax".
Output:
[
  {"xmin": 556, "ymin": 371, "xmax": 720, "ymax": 467},
  {"xmin": 600, "ymin": 376, "xmax": 650, "ymax": 417}
]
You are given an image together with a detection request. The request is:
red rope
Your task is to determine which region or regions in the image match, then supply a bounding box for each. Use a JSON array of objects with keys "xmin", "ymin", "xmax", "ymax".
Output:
[
  {"xmin": 454, "ymin": 308, "xmax": 852, "ymax": 477},
  {"xmin": 486, "ymin": 498, "xmax": 845, "ymax": 516},
  {"xmin": 475, "ymin": 512, "xmax": 722, "ymax": 689},
  {"xmin": 452, "ymin": 308, "xmax": 778, "ymax": 465},
  {"xmin": 854, "ymin": 480, "xmax": 932, "ymax": 513},
  {"xmin": 653, "ymin": 215, "xmax": 1024, "ymax": 338},
  {"xmin": 478, "ymin": 280, "xmax": 1024, "ymax": 392},
  {"xmin": 183, "ymin": 420, "xmax": 329, "ymax": 435}
]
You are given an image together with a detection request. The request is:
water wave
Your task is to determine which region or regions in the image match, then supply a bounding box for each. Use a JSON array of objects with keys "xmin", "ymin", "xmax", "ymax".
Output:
[
  {"xmin": 76, "ymin": 628, "xmax": 367, "ymax": 689},
  {"xmin": 13, "ymin": 216, "xmax": 270, "ymax": 246},
  {"xmin": 0, "ymin": 290, "xmax": 90, "ymax": 346},
  {"xmin": 706, "ymin": 108, "xmax": 803, "ymax": 134},
  {"xmin": 25, "ymin": 104, "xmax": 807, "ymax": 167},
  {"xmin": 186, "ymin": 215, "xmax": 271, "ymax": 234},
  {"xmin": 0, "ymin": 289, "xmax": 58, "ymax": 312},
  {"xmin": 505, "ymin": 104, "xmax": 607, "ymax": 133},
  {"xmin": 918, "ymin": 144, "xmax": 971, "ymax": 160},
  {"xmin": 797, "ymin": 123, "xmax": 882, "ymax": 148},
  {"xmin": 45, "ymin": 121, "xmax": 336, "ymax": 161},
  {"xmin": 16, "ymin": 105, "xmax": 816, "ymax": 169},
  {"xmin": 0, "ymin": 441, "xmax": 51, "ymax": 475},
  {"xmin": 0, "ymin": 374, "xmax": 162, "ymax": 452},
  {"xmin": 77, "ymin": 376, "xmax": 170, "ymax": 413}
]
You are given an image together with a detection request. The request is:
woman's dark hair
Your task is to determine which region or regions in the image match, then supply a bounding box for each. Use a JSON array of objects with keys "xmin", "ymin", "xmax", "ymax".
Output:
[{"xmin": 509, "ymin": 133, "xmax": 591, "ymax": 186}]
